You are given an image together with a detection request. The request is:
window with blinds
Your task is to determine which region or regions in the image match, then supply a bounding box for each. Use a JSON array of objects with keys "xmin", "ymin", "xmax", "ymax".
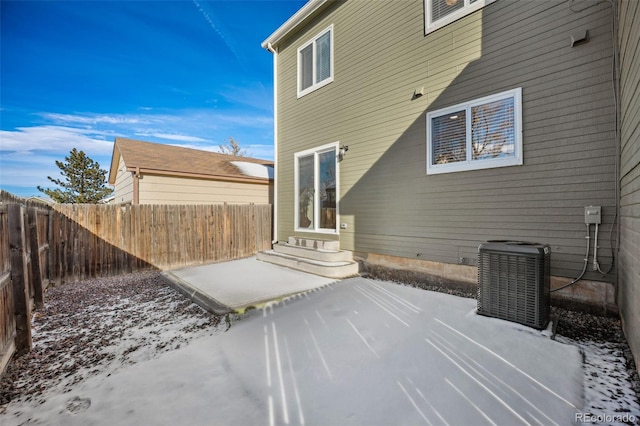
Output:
[
  {"xmin": 297, "ymin": 25, "xmax": 334, "ymax": 98},
  {"xmin": 426, "ymin": 88, "xmax": 523, "ymax": 175},
  {"xmin": 425, "ymin": 0, "xmax": 494, "ymax": 34}
]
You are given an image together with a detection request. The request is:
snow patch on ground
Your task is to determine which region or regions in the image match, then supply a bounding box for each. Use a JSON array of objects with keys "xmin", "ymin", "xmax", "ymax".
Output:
[
  {"xmin": 0, "ymin": 272, "xmax": 226, "ymax": 418},
  {"xmin": 556, "ymin": 336, "xmax": 640, "ymax": 425}
]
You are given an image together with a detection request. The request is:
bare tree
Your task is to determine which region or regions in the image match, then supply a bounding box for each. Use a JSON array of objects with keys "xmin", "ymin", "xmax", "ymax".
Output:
[
  {"xmin": 472, "ymin": 101, "xmax": 513, "ymax": 160},
  {"xmin": 218, "ymin": 137, "xmax": 249, "ymax": 157}
]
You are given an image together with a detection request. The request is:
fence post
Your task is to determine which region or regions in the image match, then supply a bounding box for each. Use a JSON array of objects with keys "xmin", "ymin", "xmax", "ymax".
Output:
[
  {"xmin": 7, "ymin": 204, "xmax": 32, "ymax": 356},
  {"xmin": 28, "ymin": 207, "xmax": 44, "ymax": 310}
]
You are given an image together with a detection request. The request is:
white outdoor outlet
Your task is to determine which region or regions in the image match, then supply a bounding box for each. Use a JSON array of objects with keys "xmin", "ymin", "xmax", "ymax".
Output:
[{"xmin": 584, "ymin": 206, "xmax": 601, "ymax": 225}]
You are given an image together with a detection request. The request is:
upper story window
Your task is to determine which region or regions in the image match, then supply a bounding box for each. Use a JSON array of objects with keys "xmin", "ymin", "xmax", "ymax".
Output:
[
  {"xmin": 426, "ymin": 88, "xmax": 523, "ymax": 175},
  {"xmin": 425, "ymin": 0, "xmax": 495, "ymax": 34},
  {"xmin": 297, "ymin": 25, "xmax": 334, "ymax": 98}
]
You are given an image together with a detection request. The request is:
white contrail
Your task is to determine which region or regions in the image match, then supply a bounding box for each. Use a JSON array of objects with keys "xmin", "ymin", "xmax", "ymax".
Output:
[{"xmin": 192, "ymin": 0, "xmax": 243, "ymax": 65}]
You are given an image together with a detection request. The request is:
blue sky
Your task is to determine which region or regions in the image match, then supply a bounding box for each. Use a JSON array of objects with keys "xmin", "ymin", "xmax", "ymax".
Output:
[{"xmin": 0, "ymin": 0, "xmax": 305, "ymax": 197}]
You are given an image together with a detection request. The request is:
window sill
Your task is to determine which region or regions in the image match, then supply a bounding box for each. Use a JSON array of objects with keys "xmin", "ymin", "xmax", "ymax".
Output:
[
  {"xmin": 297, "ymin": 78, "xmax": 334, "ymax": 99},
  {"xmin": 427, "ymin": 157, "xmax": 523, "ymax": 175}
]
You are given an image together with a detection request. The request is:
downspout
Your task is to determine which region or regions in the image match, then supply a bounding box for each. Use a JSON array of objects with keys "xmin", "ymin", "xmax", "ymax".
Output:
[{"xmin": 267, "ymin": 42, "xmax": 279, "ymax": 245}]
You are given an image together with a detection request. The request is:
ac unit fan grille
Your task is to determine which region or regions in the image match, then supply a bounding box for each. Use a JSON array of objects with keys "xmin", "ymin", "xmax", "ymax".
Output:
[{"xmin": 477, "ymin": 242, "xmax": 550, "ymax": 329}]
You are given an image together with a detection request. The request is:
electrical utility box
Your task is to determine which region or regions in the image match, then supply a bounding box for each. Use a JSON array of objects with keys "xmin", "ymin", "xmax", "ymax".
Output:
[{"xmin": 584, "ymin": 206, "xmax": 602, "ymax": 224}]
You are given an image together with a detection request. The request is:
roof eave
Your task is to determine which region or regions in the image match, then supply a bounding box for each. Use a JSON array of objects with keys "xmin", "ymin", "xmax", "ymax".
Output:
[
  {"xmin": 108, "ymin": 141, "xmax": 122, "ymax": 185},
  {"xmin": 261, "ymin": 0, "xmax": 330, "ymax": 49},
  {"xmin": 133, "ymin": 167, "xmax": 273, "ymax": 185}
]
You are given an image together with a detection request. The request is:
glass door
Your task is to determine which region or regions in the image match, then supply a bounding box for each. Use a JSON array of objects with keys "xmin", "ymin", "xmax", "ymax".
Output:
[{"xmin": 295, "ymin": 143, "xmax": 338, "ymax": 233}]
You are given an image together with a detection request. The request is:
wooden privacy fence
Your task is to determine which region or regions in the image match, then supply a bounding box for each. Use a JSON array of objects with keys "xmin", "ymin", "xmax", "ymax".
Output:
[
  {"xmin": 1, "ymin": 203, "xmax": 51, "ymax": 373},
  {"xmin": 1, "ymin": 200, "xmax": 272, "ymax": 373},
  {"xmin": 51, "ymin": 203, "xmax": 273, "ymax": 281}
]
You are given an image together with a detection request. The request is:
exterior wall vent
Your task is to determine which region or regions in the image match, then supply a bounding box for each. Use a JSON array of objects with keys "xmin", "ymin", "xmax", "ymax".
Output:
[{"xmin": 477, "ymin": 241, "xmax": 551, "ymax": 329}]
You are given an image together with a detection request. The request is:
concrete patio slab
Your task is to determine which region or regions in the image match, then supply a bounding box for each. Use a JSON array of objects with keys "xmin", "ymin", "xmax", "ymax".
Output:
[
  {"xmin": 5, "ymin": 278, "xmax": 585, "ymax": 425},
  {"xmin": 161, "ymin": 256, "xmax": 336, "ymax": 314}
]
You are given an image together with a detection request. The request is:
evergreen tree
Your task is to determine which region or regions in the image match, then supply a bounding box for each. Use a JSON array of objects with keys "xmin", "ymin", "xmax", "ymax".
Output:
[{"xmin": 38, "ymin": 148, "xmax": 113, "ymax": 203}]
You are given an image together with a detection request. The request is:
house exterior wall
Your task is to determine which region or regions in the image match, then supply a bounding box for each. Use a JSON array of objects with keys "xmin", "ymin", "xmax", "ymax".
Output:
[
  {"xmin": 138, "ymin": 174, "xmax": 272, "ymax": 205},
  {"xmin": 618, "ymin": 0, "xmax": 640, "ymax": 370},
  {"xmin": 113, "ymin": 156, "xmax": 134, "ymax": 205},
  {"xmin": 275, "ymin": 0, "xmax": 617, "ymax": 284}
]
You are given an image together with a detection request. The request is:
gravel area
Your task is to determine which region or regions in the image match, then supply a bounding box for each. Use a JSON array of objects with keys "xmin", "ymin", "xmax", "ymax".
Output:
[
  {"xmin": 0, "ymin": 271, "xmax": 224, "ymax": 412},
  {"xmin": 552, "ymin": 307, "xmax": 640, "ymax": 423}
]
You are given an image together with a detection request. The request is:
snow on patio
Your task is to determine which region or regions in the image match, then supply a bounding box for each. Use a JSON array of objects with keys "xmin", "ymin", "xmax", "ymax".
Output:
[{"xmin": 1, "ymin": 274, "xmax": 639, "ymax": 425}]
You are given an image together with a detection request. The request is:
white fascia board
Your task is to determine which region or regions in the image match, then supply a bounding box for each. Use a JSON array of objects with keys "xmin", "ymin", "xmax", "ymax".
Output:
[{"xmin": 261, "ymin": 0, "xmax": 329, "ymax": 49}]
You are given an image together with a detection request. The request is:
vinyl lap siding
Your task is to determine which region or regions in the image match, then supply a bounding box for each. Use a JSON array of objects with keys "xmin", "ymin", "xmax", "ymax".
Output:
[
  {"xmin": 618, "ymin": 0, "xmax": 640, "ymax": 370},
  {"xmin": 114, "ymin": 156, "xmax": 134, "ymax": 204},
  {"xmin": 276, "ymin": 0, "xmax": 616, "ymax": 280},
  {"xmin": 138, "ymin": 175, "xmax": 271, "ymax": 205}
]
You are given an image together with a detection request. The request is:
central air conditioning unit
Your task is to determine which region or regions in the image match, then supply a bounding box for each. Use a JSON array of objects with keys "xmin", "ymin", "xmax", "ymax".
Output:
[{"xmin": 477, "ymin": 241, "xmax": 551, "ymax": 329}]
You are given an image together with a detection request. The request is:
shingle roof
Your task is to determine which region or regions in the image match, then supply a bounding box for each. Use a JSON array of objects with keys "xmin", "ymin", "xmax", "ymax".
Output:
[{"xmin": 108, "ymin": 138, "xmax": 273, "ymax": 184}]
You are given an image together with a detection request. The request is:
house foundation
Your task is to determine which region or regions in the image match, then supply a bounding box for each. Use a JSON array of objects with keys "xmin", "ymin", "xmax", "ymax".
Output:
[{"xmin": 356, "ymin": 252, "xmax": 617, "ymax": 317}]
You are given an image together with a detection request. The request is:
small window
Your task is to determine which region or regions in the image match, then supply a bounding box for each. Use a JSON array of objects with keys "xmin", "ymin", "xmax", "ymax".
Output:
[
  {"xmin": 297, "ymin": 25, "xmax": 334, "ymax": 98},
  {"xmin": 426, "ymin": 88, "xmax": 523, "ymax": 175},
  {"xmin": 425, "ymin": 0, "xmax": 495, "ymax": 34}
]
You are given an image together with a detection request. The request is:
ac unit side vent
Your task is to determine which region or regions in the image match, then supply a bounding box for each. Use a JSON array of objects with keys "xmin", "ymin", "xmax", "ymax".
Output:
[{"xmin": 477, "ymin": 241, "xmax": 550, "ymax": 329}]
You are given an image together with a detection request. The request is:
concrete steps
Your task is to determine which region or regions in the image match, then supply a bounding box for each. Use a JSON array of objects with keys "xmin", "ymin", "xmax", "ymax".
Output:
[{"xmin": 257, "ymin": 237, "xmax": 359, "ymax": 279}]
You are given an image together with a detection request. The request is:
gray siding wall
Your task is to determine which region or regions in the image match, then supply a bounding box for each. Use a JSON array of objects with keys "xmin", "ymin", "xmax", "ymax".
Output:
[
  {"xmin": 618, "ymin": 0, "xmax": 640, "ymax": 369},
  {"xmin": 275, "ymin": 0, "xmax": 617, "ymax": 281}
]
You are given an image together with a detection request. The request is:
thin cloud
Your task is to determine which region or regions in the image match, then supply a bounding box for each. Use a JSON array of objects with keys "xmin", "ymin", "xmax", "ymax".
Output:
[
  {"xmin": 146, "ymin": 133, "xmax": 208, "ymax": 143},
  {"xmin": 0, "ymin": 107, "xmax": 274, "ymax": 193},
  {"xmin": 42, "ymin": 113, "xmax": 151, "ymax": 125},
  {"xmin": 0, "ymin": 126, "xmax": 114, "ymax": 155},
  {"xmin": 0, "ymin": 125, "xmax": 114, "ymax": 191},
  {"xmin": 219, "ymin": 82, "xmax": 273, "ymax": 113},
  {"xmin": 168, "ymin": 143, "xmax": 219, "ymax": 152}
]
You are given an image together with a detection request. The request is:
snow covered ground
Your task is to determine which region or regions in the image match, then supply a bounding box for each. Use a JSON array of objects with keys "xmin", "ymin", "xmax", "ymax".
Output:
[
  {"xmin": 0, "ymin": 272, "xmax": 228, "ymax": 412},
  {"xmin": 1, "ymin": 273, "xmax": 638, "ymax": 425},
  {"xmin": 558, "ymin": 336, "xmax": 640, "ymax": 425}
]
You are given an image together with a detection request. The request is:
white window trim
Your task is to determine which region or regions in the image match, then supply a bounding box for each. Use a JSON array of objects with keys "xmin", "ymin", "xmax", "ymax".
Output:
[
  {"xmin": 426, "ymin": 87, "xmax": 523, "ymax": 175},
  {"xmin": 297, "ymin": 25, "xmax": 334, "ymax": 98},
  {"xmin": 425, "ymin": 0, "xmax": 495, "ymax": 35},
  {"xmin": 294, "ymin": 142, "xmax": 339, "ymax": 234}
]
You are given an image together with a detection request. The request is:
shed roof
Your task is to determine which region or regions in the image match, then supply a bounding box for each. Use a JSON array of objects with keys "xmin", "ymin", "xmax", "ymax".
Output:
[{"xmin": 108, "ymin": 138, "xmax": 273, "ymax": 185}]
